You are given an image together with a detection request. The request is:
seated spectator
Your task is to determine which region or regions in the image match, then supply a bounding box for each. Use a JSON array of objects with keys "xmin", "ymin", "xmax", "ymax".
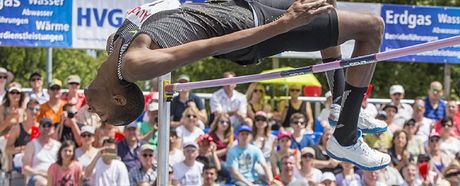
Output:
[
  {"xmin": 402, "ymin": 119, "xmax": 425, "ymax": 162},
  {"xmin": 320, "ymin": 172, "xmax": 337, "ymax": 186},
  {"xmin": 360, "ymin": 170, "xmax": 385, "ymax": 186},
  {"xmin": 5, "ymin": 99, "xmax": 40, "ymax": 172},
  {"xmin": 22, "ymin": 118, "xmax": 61, "ymax": 186},
  {"xmin": 424, "ymin": 81, "xmax": 446, "ymax": 121},
  {"xmin": 427, "ymin": 130, "xmax": 452, "ymax": 173},
  {"xmin": 202, "ymin": 164, "xmax": 219, "ymax": 186},
  {"xmin": 172, "ymin": 141, "xmax": 203, "ymax": 185},
  {"xmin": 129, "ymin": 144, "xmax": 157, "ymax": 186},
  {"xmin": 364, "ymin": 114, "xmax": 393, "ymax": 152},
  {"xmin": 251, "ymin": 111, "xmax": 276, "ymax": 161},
  {"xmin": 47, "ymin": 140, "xmax": 82, "ymax": 186},
  {"xmin": 437, "ymin": 117, "xmax": 460, "ymax": 159},
  {"xmin": 37, "ymin": 79, "xmax": 66, "ymax": 124},
  {"xmin": 295, "ymin": 147, "xmax": 322, "ymax": 184},
  {"xmin": 278, "ymin": 84, "xmax": 313, "ymax": 131},
  {"xmin": 75, "ymin": 105, "xmax": 102, "ymax": 128},
  {"xmin": 275, "ymin": 153, "xmax": 306, "ymax": 186},
  {"xmin": 271, "ymin": 131, "xmax": 300, "ymax": 176},
  {"xmin": 361, "ymin": 96, "xmax": 378, "ymax": 119},
  {"xmin": 27, "ymin": 72, "xmax": 49, "ymax": 104},
  {"xmin": 245, "ymin": 83, "xmax": 272, "ymax": 120},
  {"xmin": 176, "ymin": 107, "xmax": 204, "ymax": 145},
  {"xmin": 93, "ymin": 122, "xmax": 124, "ymax": 148},
  {"xmin": 196, "ymin": 134, "xmax": 221, "ymax": 170},
  {"xmin": 289, "ymin": 113, "xmax": 314, "ymax": 151},
  {"xmin": 117, "ymin": 122, "xmax": 144, "ymax": 170},
  {"xmin": 389, "ymin": 85, "xmax": 413, "ymax": 127},
  {"xmin": 85, "ymin": 138, "xmax": 129, "ymax": 186},
  {"xmin": 56, "ymin": 103, "xmax": 82, "ymax": 146},
  {"xmin": 171, "ymin": 75, "xmax": 207, "ymax": 128},
  {"xmin": 61, "ymin": 75, "xmax": 86, "ymax": 109},
  {"xmin": 434, "ymin": 100, "xmax": 459, "ymax": 135},
  {"xmin": 401, "ymin": 163, "xmax": 422, "ymax": 186},
  {"xmin": 0, "ymin": 67, "xmax": 12, "ymax": 102},
  {"xmin": 335, "ymin": 162, "xmax": 362, "ymax": 186},
  {"xmin": 169, "ymin": 129, "xmax": 184, "ymax": 166},
  {"xmin": 227, "ymin": 125, "xmax": 274, "ymax": 186},
  {"xmin": 383, "ymin": 103, "xmax": 401, "ymax": 133},
  {"xmin": 309, "ymin": 128, "xmax": 341, "ymax": 174},
  {"xmin": 75, "ymin": 125, "xmax": 98, "ymax": 186},
  {"xmin": 388, "ymin": 130, "xmax": 413, "ymax": 171},
  {"xmin": 443, "ymin": 162, "xmax": 460, "ymax": 186},
  {"xmin": 208, "ymin": 113, "xmax": 234, "ymax": 162},
  {"xmin": 138, "ymin": 100, "xmax": 159, "ymax": 149},
  {"xmin": 0, "ymin": 82, "xmax": 26, "ymax": 137},
  {"xmin": 412, "ymin": 98, "xmax": 435, "ymax": 143},
  {"xmin": 318, "ymin": 91, "xmax": 333, "ymax": 129}
]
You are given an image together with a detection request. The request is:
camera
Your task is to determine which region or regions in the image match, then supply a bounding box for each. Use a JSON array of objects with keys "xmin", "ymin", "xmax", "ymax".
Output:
[{"xmin": 67, "ymin": 112, "xmax": 76, "ymax": 119}]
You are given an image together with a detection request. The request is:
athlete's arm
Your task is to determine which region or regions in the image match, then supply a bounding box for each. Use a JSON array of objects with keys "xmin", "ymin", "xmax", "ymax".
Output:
[{"xmin": 122, "ymin": 0, "xmax": 333, "ymax": 82}]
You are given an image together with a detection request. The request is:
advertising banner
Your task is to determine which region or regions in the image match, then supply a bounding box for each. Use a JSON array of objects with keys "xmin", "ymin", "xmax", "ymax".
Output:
[
  {"xmin": 0, "ymin": 0, "xmax": 72, "ymax": 48},
  {"xmin": 381, "ymin": 4, "xmax": 460, "ymax": 64}
]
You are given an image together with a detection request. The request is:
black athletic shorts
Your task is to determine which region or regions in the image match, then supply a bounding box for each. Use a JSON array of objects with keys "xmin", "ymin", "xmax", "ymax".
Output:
[{"xmin": 217, "ymin": 0, "xmax": 339, "ymax": 65}]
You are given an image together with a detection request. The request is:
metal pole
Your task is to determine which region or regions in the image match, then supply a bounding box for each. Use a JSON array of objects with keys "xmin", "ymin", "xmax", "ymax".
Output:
[
  {"xmin": 444, "ymin": 63, "xmax": 451, "ymax": 98},
  {"xmin": 157, "ymin": 73, "xmax": 171, "ymax": 186},
  {"xmin": 46, "ymin": 48, "xmax": 53, "ymax": 85}
]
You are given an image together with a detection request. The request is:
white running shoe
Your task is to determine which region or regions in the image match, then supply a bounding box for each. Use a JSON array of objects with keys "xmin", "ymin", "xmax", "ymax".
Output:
[
  {"xmin": 328, "ymin": 104, "xmax": 387, "ymax": 133},
  {"xmin": 326, "ymin": 130, "xmax": 391, "ymax": 170}
]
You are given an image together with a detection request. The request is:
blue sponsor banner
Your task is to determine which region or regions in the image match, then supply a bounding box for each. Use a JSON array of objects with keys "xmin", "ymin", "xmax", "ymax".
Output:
[
  {"xmin": 0, "ymin": 0, "xmax": 72, "ymax": 48},
  {"xmin": 381, "ymin": 4, "xmax": 460, "ymax": 64}
]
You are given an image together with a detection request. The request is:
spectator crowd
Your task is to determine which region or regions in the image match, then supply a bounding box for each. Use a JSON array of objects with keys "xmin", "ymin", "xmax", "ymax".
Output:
[{"xmin": 0, "ymin": 67, "xmax": 459, "ymax": 186}]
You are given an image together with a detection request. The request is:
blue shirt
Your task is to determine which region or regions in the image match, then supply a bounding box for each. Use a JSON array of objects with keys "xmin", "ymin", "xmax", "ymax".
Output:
[
  {"xmin": 290, "ymin": 134, "xmax": 314, "ymax": 151},
  {"xmin": 424, "ymin": 97, "xmax": 446, "ymax": 121},
  {"xmin": 117, "ymin": 140, "xmax": 145, "ymax": 170},
  {"xmin": 226, "ymin": 144, "xmax": 265, "ymax": 183},
  {"xmin": 170, "ymin": 92, "xmax": 204, "ymax": 121}
]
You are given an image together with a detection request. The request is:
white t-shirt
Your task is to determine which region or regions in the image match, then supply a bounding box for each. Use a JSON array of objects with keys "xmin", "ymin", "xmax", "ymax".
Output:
[
  {"xmin": 75, "ymin": 148, "xmax": 99, "ymax": 169},
  {"xmin": 176, "ymin": 125, "xmax": 204, "ymax": 145},
  {"xmin": 92, "ymin": 159, "xmax": 130, "ymax": 186},
  {"xmin": 415, "ymin": 117, "xmax": 436, "ymax": 143},
  {"xmin": 294, "ymin": 168, "xmax": 323, "ymax": 184},
  {"xmin": 440, "ymin": 137, "xmax": 460, "ymax": 158},
  {"xmin": 169, "ymin": 149, "xmax": 185, "ymax": 166},
  {"xmin": 392, "ymin": 102, "xmax": 414, "ymax": 127},
  {"xmin": 363, "ymin": 103, "xmax": 378, "ymax": 118},
  {"xmin": 210, "ymin": 88, "xmax": 247, "ymax": 127},
  {"xmin": 173, "ymin": 161, "xmax": 204, "ymax": 186}
]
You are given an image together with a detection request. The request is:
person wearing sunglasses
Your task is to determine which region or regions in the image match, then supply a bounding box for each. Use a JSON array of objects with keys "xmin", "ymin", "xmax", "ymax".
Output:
[
  {"xmin": 208, "ymin": 113, "xmax": 234, "ymax": 162},
  {"xmin": 389, "ymin": 85, "xmax": 413, "ymax": 127},
  {"xmin": 297, "ymin": 147, "xmax": 322, "ymax": 185},
  {"xmin": 176, "ymin": 107, "xmax": 204, "ymax": 145},
  {"xmin": 427, "ymin": 130, "xmax": 452, "ymax": 174},
  {"xmin": 251, "ymin": 111, "xmax": 276, "ymax": 163},
  {"xmin": 61, "ymin": 75, "xmax": 86, "ymax": 109},
  {"xmin": 173, "ymin": 141, "xmax": 203, "ymax": 186},
  {"xmin": 424, "ymin": 81, "xmax": 447, "ymax": 121},
  {"xmin": 22, "ymin": 118, "xmax": 61, "ymax": 186},
  {"xmin": 37, "ymin": 79, "xmax": 66, "ymax": 124},
  {"xmin": 402, "ymin": 119, "xmax": 425, "ymax": 163},
  {"xmin": 129, "ymin": 144, "xmax": 157, "ymax": 186},
  {"xmin": 0, "ymin": 67, "xmax": 13, "ymax": 102},
  {"xmin": 5, "ymin": 99, "xmax": 40, "ymax": 174},
  {"xmin": 27, "ymin": 72, "xmax": 49, "ymax": 104},
  {"xmin": 278, "ymin": 84, "xmax": 313, "ymax": 131},
  {"xmin": 411, "ymin": 98, "xmax": 436, "ymax": 143},
  {"xmin": 245, "ymin": 83, "xmax": 272, "ymax": 121},
  {"xmin": 437, "ymin": 117, "xmax": 460, "ymax": 159},
  {"xmin": 0, "ymin": 82, "xmax": 26, "ymax": 136},
  {"xmin": 75, "ymin": 125, "xmax": 98, "ymax": 186},
  {"xmin": 434, "ymin": 100, "xmax": 460, "ymax": 137},
  {"xmin": 117, "ymin": 121, "xmax": 145, "ymax": 171}
]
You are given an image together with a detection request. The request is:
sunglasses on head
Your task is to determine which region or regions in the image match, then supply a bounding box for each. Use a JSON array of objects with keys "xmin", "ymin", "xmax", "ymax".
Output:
[{"xmin": 289, "ymin": 89, "xmax": 301, "ymax": 92}]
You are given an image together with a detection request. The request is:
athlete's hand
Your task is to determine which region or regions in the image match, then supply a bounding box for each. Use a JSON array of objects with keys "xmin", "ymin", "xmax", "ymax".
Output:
[{"xmin": 281, "ymin": 0, "xmax": 333, "ymax": 29}]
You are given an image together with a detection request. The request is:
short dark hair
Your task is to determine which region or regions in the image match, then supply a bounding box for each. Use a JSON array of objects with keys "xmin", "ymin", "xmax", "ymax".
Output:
[
  {"xmin": 26, "ymin": 99, "xmax": 40, "ymax": 108},
  {"xmin": 56, "ymin": 140, "xmax": 76, "ymax": 166},
  {"xmin": 109, "ymin": 81, "xmax": 144, "ymax": 126},
  {"xmin": 440, "ymin": 117, "xmax": 453, "ymax": 127},
  {"xmin": 203, "ymin": 164, "xmax": 218, "ymax": 172}
]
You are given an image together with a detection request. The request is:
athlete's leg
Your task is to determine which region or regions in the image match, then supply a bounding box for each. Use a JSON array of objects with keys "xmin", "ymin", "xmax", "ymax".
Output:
[{"xmin": 325, "ymin": 9, "xmax": 390, "ymax": 171}]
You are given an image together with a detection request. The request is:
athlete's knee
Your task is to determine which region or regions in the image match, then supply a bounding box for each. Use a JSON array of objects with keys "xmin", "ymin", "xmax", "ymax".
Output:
[{"xmin": 361, "ymin": 14, "xmax": 384, "ymax": 42}]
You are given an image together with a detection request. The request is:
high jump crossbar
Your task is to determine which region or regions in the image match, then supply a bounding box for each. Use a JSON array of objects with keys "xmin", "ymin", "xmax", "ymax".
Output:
[{"xmin": 164, "ymin": 35, "xmax": 460, "ymax": 94}]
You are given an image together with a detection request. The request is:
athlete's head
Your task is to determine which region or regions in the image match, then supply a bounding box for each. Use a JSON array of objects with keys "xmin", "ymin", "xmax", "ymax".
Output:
[{"xmin": 85, "ymin": 35, "xmax": 144, "ymax": 126}]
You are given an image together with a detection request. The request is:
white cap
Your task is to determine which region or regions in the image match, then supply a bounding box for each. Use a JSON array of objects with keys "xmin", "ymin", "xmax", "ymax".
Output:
[
  {"xmin": 81, "ymin": 125, "xmax": 95, "ymax": 134},
  {"xmin": 325, "ymin": 91, "xmax": 332, "ymax": 98},
  {"xmin": 148, "ymin": 101, "xmax": 159, "ymax": 112},
  {"xmin": 176, "ymin": 74, "xmax": 190, "ymax": 82},
  {"xmin": 389, "ymin": 85, "xmax": 404, "ymax": 95},
  {"xmin": 321, "ymin": 172, "xmax": 336, "ymax": 182}
]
